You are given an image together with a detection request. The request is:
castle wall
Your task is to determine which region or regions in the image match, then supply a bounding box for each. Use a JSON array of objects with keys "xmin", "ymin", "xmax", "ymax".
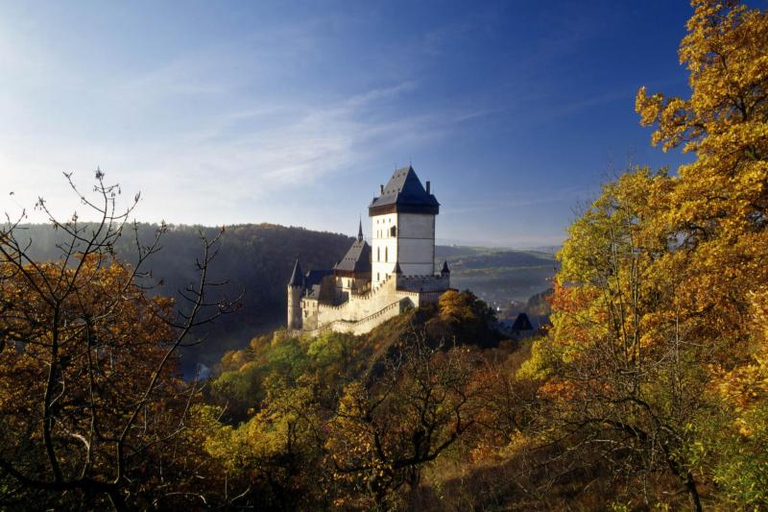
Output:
[
  {"xmin": 300, "ymin": 297, "xmax": 320, "ymax": 331},
  {"xmin": 305, "ymin": 273, "xmax": 450, "ymax": 334},
  {"xmin": 397, "ymin": 273, "xmax": 450, "ymax": 293},
  {"xmin": 322, "ymin": 297, "xmax": 411, "ymax": 335},
  {"xmin": 317, "ymin": 274, "xmax": 399, "ymax": 326},
  {"xmin": 371, "ymin": 212, "xmax": 398, "ymax": 286},
  {"xmin": 397, "ymin": 213, "xmax": 435, "ymax": 277}
]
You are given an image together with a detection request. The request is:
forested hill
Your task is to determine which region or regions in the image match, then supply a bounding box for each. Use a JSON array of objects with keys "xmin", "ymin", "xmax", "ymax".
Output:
[
  {"xmin": 19, "ymin": 222, "xmax": 553, "ymax": 373},
  {"xmin": 436, "ymin": 246, "xmax": 556, "ymax": 307},
  {"xmin": 19, "ymin": 222, "xmax": 354, "ymax": 372}
]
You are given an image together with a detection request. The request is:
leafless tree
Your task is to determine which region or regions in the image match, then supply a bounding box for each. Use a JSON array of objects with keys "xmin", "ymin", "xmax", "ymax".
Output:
[{"xmin": 0, "ymin": 170, "xmax": 238, "ymax": 510}]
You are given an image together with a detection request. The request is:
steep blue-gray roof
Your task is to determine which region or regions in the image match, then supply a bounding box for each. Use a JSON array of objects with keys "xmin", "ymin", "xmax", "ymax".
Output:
[
  {"xmin": 333, "ymin": 238, "xmax": 371, "ymax": 274},
  {"xmin": 368, "ymin": 166, "xmax": 439, "ymax": 215},
  {"xmin": 288, "ymin": 259, "xmax": 304, "ymax": 287}
]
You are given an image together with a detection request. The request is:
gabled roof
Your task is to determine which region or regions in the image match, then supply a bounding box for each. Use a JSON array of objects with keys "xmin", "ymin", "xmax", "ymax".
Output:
[
  {"xmin": 288, "ymin": 259, "xmax": 304, "ymax": 287},
  {"xmin": 334, "ymin": 237, "xmax": 371, "ymax": 274},
  {"xmin": 369, "ymin": 166, "xmax": 440, "ymax": 215}
]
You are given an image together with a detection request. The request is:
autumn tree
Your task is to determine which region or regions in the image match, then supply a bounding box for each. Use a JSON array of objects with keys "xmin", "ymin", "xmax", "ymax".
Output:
[
  {"xmin": 534, "ymin": 167, "xmax": 715, "ymax": 509},
  {"xmin": 326, "ymin": 334, "xmax": 479, "ymax": 510},
  {"xmin": 634, "ymin": 0, "xmax": 768, "ymax": 506},
  {"xmin": 635, "ymin": 0, "xmax": 768, "ymax": 363},
  {"xmin": 530, "ymin": 1, "xmax": 767, "ymax": 510},
  {"xmin": 0, "ymin": 171, "xmax": 234, "ymax": 510}
]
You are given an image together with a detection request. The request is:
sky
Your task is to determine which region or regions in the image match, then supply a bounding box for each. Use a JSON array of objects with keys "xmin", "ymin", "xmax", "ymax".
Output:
[{"xmin": 0, "ymin": 0, "xmax": 698, "ymax": 248}]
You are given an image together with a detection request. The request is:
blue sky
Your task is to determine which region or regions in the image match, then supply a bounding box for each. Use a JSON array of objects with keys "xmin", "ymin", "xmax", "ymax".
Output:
[{"xmin": 0, "ymin": 0, "xmax": 696, "ymax": 247}]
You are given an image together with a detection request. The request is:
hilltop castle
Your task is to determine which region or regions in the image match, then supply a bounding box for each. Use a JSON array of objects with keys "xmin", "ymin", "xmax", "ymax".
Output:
[{"xmin": 287, "ymin": 166, "xmax": 451, "ymax": 335}]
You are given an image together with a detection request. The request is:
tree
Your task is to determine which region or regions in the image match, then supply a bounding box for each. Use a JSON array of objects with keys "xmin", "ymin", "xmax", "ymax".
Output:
[
  {"xmin": 0, "ymin": 171, "xmax": 235, "ymax": 510},
  {"xmin": 527, "ymin": 167, "xmax": 710, "ymax": 510},
  {"xmin": 636, "ymin": 0, "xmax": 768, "ymax": 362},
  {"xmin": 326, "ymin": 334, "xmax": 478, "ymax": 510},
  {"xmin": 635, "ymin": 1, "xmax": 768, "ymax": 506},
  {"xmin": 527, "ymin": 1, "xmax": 767, "ymax": 509}
]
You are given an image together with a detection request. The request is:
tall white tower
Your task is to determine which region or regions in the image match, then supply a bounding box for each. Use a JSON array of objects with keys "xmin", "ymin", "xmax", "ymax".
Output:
[{"xmin": 368, "ymin": 166, "xmax": 440, "ymax": 287}]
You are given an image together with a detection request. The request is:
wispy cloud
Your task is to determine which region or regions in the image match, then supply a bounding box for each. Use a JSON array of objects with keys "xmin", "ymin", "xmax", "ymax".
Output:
[{"xmin": 0, "ymin": 6, "xmax": 452, "ymax": 224}]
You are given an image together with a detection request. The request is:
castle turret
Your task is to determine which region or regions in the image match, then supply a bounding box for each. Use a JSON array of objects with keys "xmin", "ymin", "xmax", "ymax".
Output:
[
  {"xmin": 441, "ymin": 260, "xmax": 451, "ymax": 287},
  {"xmin": 287, "ymin": 259, "xmax": 304, "ymax": 330},
  {"xmin": 368, "ymin": 166, "xmax": 440, "ymax": 286}
]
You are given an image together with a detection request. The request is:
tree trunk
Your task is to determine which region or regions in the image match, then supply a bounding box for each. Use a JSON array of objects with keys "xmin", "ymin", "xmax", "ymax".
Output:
[{"xmin": 683, "ymin": 471, "xmax": 703, "ymax": 512}]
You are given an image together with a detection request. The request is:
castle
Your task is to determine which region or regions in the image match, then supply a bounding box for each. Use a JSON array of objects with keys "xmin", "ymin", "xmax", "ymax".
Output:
[{"xmin": 287, "ymin": 166, "xmax": 451, "ymax": 335}]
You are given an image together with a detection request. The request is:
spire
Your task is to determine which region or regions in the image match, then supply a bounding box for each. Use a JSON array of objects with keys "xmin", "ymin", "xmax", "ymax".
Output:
[
  {"xmin": 358, "ymin": 217, "xmax": 364, "ymax": 241},
  {"xmin": 441, "ymin": 260, "xmax": 450, "ymax": 274},
  {"xmin": 394, "ymin": 261, "xmax": 403, "ymax": 274},
  {"xmin": 288, "ymin": 258, "xmax": 304, "ymax": 287}
]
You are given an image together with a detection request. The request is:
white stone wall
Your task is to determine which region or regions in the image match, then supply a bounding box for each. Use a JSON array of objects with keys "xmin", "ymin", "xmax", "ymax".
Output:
[
  {"xmin": 317, "ymin": 274, "xmax": 399, "ymax": 325},
  {"xmin": 397, "ymin": 213, "xmax": 435, "ymax": 276},
  {"xmin": 307, "ymin": 273, "xmax": 450, "ymax": 334},
  {"xmin": 371, "ymin": 212, "xmax": 436, "ymax": 285},
  {"xmin": 371, "ymin": 213, "xmax": 398, "ymax": 286},
  {"xmin": 300, "ymin": 296, "xmax": 320, "ymax": 330},
  {"xmin": 324, "ymin": 298, "xmax": 411, "ymax": 335}
]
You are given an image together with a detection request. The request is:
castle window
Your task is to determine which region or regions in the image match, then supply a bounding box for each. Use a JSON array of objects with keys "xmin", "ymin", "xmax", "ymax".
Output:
[
  {"xmin": 390, "ymin": 226, "xmax": 396, "ymax": 237},
  {"xmin": 377, "ymin": 247, "xmax": 380, "ymax": 261},
  {"xmin": 385, "ymin": 247, "xmax": 388, "ymax": 262}
]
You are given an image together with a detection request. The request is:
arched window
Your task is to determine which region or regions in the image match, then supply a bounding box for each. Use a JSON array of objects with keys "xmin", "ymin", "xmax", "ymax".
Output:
[
  {"xmin": 385, "ymin": 247, "xmax": 388, "ymax": 262},
  {"xmin": 377, "ymin": 247, "xmax": 380, "ymax": 262},
  {"xmin": 390, "ymin": 226, "xmax": 397, "ymax": 237}
]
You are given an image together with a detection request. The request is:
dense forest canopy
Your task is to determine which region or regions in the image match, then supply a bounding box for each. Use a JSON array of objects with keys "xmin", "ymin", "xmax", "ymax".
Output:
[{"xmin": 1, "ymin": 1, "xmax": 767, "ymax": 510}]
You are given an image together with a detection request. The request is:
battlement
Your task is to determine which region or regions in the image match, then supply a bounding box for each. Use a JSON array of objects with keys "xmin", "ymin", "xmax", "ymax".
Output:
[{"xmin": 396, "ymin": 273, "xmax": 449, "ymax": 293}]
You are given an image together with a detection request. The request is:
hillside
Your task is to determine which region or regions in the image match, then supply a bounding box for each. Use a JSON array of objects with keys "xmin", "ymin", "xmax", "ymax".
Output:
[
  {"xmin": 19, "ymin": 224, "xmax": 553, "ymax": 373},
  {"xmin": 17, "ymin": 223, "xmax": 353, "ymax": 373}
]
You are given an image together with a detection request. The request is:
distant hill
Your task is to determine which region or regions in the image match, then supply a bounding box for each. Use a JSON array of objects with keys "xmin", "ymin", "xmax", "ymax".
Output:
[
  {"xmin": 436, "ymin": 246, "xmax": 558, "ymax": 307},
  {"xmin": 16, "ymin": 225, "xmax": 557, "ymax": 373}
]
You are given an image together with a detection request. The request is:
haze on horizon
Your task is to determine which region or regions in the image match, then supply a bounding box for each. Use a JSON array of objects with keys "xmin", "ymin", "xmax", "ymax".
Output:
[{"xmin": 0, "ymin": 1, "xmax": 695, "ymax": 248}]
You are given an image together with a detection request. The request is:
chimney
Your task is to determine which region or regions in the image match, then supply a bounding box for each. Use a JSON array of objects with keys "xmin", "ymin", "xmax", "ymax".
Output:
[
  {"xmin": 380, "ymin": 184, "xmax": 384, "ymax": 194},
  {"xmin": 426, "ymin": 181, "xmax": 431, "ymax": 194}
]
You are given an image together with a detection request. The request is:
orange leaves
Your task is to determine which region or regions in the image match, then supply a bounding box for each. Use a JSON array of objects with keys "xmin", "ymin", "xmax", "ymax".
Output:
[
  {"xmin": 538, "ymin": 379, "xmax": 580, "ymax": 402},
  {"xmin": 0, "ymin": 256, "xmax": 187, "ymax": 495},
  {"xmin": 438, "ymin": 289, "xmax": 478, "ymax": 323}
]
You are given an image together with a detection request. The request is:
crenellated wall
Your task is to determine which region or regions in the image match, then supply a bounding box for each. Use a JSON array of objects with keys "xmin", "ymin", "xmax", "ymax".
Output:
[
  {"xmin": 303, "ymin": 273, "xmax": 448, "ymax": 334},
  {"xmin": 318, "ymin": 298, "xmax": 411, "ymax": 335}
]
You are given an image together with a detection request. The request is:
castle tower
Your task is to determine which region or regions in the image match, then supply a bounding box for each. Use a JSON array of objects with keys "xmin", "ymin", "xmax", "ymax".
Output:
[
  {"xmin": 287, "ymin": 259, "xmax": 304, "ymax": 330},
  {"xmin": 368, "ymin": 166, "xmax": 440, "ymax": 287}
]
